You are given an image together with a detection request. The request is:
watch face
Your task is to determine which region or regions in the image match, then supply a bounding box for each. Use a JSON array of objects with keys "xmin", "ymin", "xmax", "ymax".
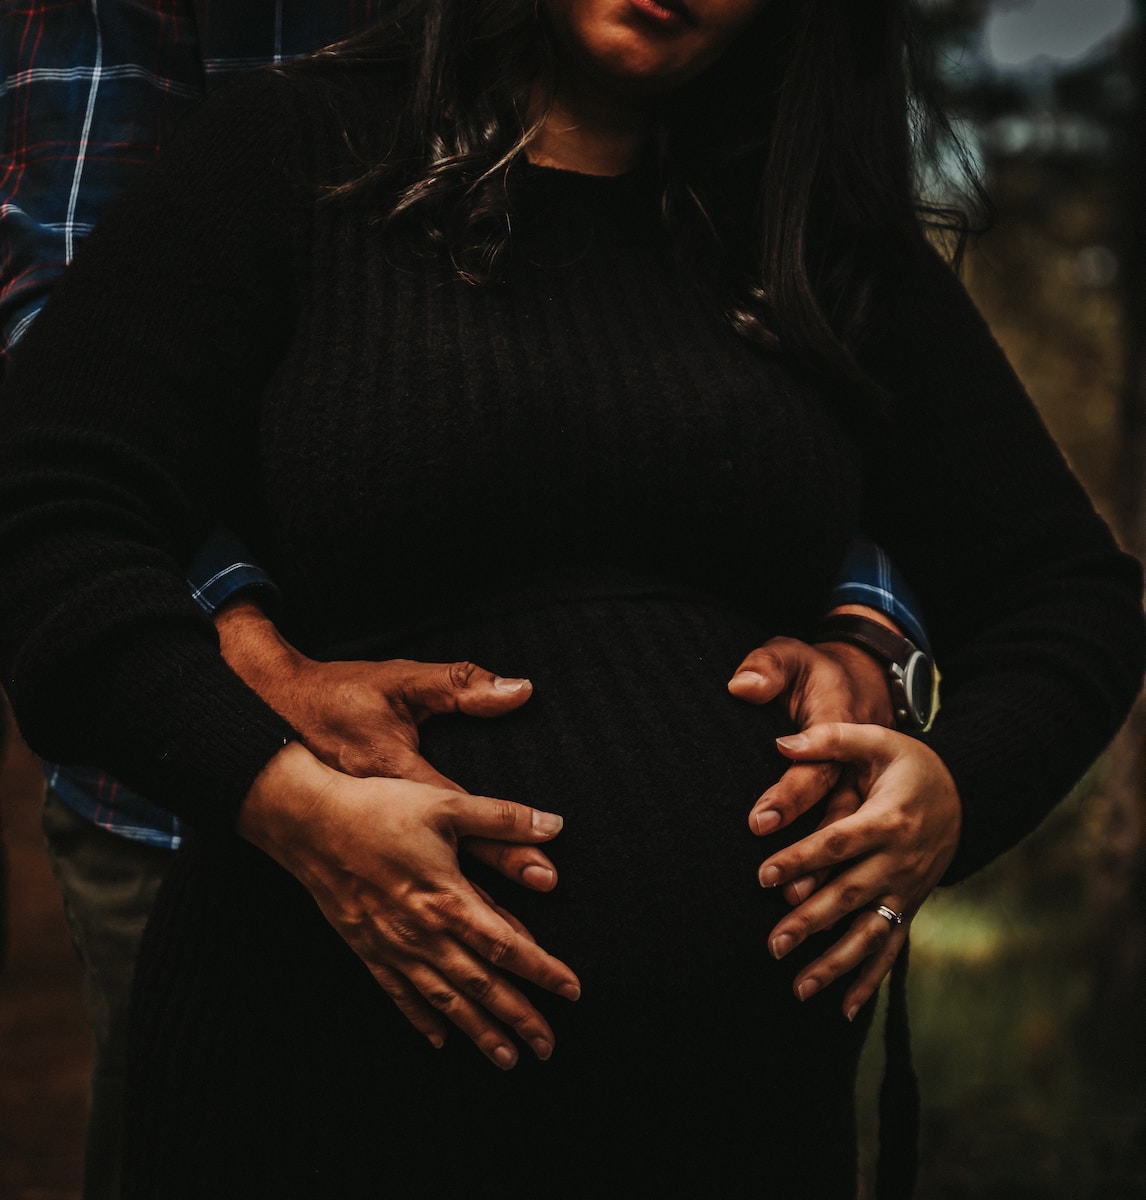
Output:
[{"xmin": 902, "ymin": 652, "xmax": 934, "ymax": 728}]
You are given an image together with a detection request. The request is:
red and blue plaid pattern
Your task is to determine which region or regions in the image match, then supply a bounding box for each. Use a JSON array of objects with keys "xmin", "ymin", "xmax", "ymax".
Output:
[
  {"xmin": 1, "ymin": 0, "xmax": 382, "ymax": 372},
  {"xmin": 2, "ymin": 1, "xmax": 383, "ymax": 845}
]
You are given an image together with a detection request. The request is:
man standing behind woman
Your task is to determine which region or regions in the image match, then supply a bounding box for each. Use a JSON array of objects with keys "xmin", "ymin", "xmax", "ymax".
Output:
[{"xmin": 0, "ymin": 9, "xmax": 389, "ymax": 1194}]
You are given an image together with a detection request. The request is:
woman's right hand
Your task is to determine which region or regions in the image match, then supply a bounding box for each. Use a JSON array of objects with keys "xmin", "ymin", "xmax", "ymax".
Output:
[{"xmin": 237, "ymin": 742, "xmax": 581, "ymax": 1069}]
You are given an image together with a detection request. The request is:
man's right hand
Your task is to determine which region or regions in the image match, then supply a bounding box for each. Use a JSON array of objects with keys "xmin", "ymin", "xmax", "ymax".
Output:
[
  {"xmin": 239, "ymin": 743, "xmax": 580, "ymax": 1067},
  {"xmin": 214, "ymin": 599, "xmax": 556, "ymax": 892}
]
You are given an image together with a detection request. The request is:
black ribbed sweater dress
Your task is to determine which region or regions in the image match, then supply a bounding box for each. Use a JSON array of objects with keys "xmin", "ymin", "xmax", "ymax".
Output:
[{"xmin": 0, "ymin": 66, "xmax": 1142, "ymax": 1198}]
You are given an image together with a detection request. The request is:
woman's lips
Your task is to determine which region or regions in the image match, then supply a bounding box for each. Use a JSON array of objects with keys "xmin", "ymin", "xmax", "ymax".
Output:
[{"xmin": 629, "ymin": 0, "xmax": 697, "ymax": 29}]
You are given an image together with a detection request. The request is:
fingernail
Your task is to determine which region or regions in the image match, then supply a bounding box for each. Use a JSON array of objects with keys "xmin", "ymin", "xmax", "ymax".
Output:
[
  {"xmin": 493, "ymin": 1045, "xmax": 518, "ymax": 1070},
  {"xmin": 776, "ymin": 734, "xmax": 809, "ymax": 751},
  {"xmin": 797, "ymin": 978, "xmax": 821, "ymax": 1002},
  {"xmin": 789, "ymin": 875, "xmax": 816, "ymax": 902},
  {"xmin": 845, "ymin": 1004, "xmax": 860, "ymax": 1023},
  {"xmin": 532, "ymin": 811, "xmax": 563, "ymax": 835},
  {"xmin": 759, "ymin": 865, "xmax": 782, "ymax": 888},
  {"xmin": 729, "ymin": 671, "xmax": 766, "ymax": 689},
  {"xmin": 755, "ymin": 809, "xmax": 781, "ymax": 835},
  {"xmin": 770, "ymin": 932, "xmax": 794, "ymax": 959},
  {"xmin": 560, "ymin": 982, "xmax": 582, "ymax": 1002},
  {"xmin": 494, "ymin": 676, "xmax": 530, "ymax": 693},
  {"xmin": 428, "ymin": 1034, "xmax": 445, "ymax": 1049},
  {"xmin": 522, "ymin": 864, "xmax": 555, "ymax": 890},
  {"xmin": 530, "ymin": 1037, "xmax": 554, "ymax": 1062}
]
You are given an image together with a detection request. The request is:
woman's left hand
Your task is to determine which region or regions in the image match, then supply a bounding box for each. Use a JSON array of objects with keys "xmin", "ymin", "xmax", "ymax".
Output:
[{"xmin": 757, "ymin": 723, "xmax": 961, "ymax": 1020}]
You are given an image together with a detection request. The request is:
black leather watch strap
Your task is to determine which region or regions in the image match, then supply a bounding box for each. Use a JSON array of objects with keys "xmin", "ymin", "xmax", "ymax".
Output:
[
  {"xmin": 811, "ymin": 613, "xmax": 935, "ymax": 731},
  {"xmin": 811, "ymin": 613, "xmax": 914, "ymax": 668}
]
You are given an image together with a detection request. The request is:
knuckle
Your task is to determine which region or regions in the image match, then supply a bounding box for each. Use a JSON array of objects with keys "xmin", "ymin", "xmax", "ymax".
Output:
[
  {"xmin": 481, "ymin": 932, "xmax": 517, "ymax": 967},
  {"xmin": 386, "ymin": 917, "xmax": 425, "ymax": 948},
  {"xmin": 765, "ymin": 636, "xmax": 802, "ymax": 659},
  {"xmin": 428, "ymin": 891, "xmax": 466, "ymax": 926},
  {"xmin": 489, "ymin": 798, "xmax": 521, "ymax": 831},
  {"xmin": 753, "ymin": 645, "xmax": 786, "ymax": 673},
  {"xmin": 507, "ymin": 1008, "xmax": 547, "ymax": 1039},
  {"xmin": 447, "ymin": 660, "xmax": 480, "ymax": 690},
  {"xmin": 789, "ymin": 912, "xmax": 817, "ymax": 941},
  {"xmin": 426, "ymin": 986, "xmax": 461, "ymax": 1014},
  {"xmin": 815, "ymin": 960, "xmax": 843, "ymax": 987},
  {"xmin": 904, "ymin": 847, "xmax": 927, "ymax": 876},
  {"xmin": 814, "ymin": 762, "xmax": 840, "ymax": 787},
  {"xmin": 838, "ymin": 883, "xmax": 866, "ymax": 911},
  {"xmin": 859, "ymin": 925, "xmax": 888, "ymax": 956},
  {"xmin": 460, "ymin": 972, "xmax": 496, "ymax": 1002},
  {"xmin": 823, "ymin": 828, "xmax": 851, "ymax": 859},
  {"xmin": 370, "ymin": 965, "xmax": 405, "ymax": 998},
  {"xmin": 877, "ymin": 809, "xmax": 911, "ymax": 840},
  {"xmin": 823, "ymin": 723, "xmax": 846, "ymax": 755}
]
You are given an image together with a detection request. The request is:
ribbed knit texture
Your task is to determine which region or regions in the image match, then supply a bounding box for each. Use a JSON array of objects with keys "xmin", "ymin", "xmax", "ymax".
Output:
[
  {"xmin": 0, "ymin": 62, "xmax": 1143, "ymax": 1196},
  {"xmin": 127, "ymin": 593, "xmax": 880, "ymax": 1197},
  {"xmin": 1, "ymin": 65, "xmax": 1140, "ymax": 867}
]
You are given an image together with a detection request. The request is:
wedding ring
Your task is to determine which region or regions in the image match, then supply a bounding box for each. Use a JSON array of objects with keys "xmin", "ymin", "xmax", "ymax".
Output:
[{"xmin": 872, "ymin": 904, "xmax": 904, "ymax": 926}]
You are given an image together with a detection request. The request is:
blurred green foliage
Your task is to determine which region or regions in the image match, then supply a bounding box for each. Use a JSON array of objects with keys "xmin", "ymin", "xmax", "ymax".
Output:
[{"xmin": 857, "ymin": 779, "xmax": 1146, "ymax": 1196}]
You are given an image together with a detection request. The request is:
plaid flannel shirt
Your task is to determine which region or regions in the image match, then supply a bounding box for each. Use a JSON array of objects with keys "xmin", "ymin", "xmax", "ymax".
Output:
[
  {"xmin": 2, "ymin": 0, "xmax": 927, "ymax": 849},
  {"xmin": 1, "ymin": 1, "xmax": 382, "ymax": 367},
  {"xmin": 3, "ymin": 1, "xmax": 384, "ymax": 846}
]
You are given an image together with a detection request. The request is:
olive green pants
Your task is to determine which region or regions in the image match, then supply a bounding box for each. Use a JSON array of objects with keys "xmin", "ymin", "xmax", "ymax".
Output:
[{"xmin": 42, "ymin": 789, "xmax": 172, "ymax": 1200}]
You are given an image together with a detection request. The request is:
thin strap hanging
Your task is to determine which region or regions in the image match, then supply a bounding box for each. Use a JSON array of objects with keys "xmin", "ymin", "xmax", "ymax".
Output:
[{"xmin": 875, "ymin": 937, "xmax": 920, "ymax": 1200}]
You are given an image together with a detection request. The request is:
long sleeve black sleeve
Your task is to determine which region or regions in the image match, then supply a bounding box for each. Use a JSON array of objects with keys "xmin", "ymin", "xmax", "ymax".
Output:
[
  {"xmin": 859, "ymin": 240, "xmax": 1145, "ymax": 881},
  {"xmin": 0, "ymin": 73, "xmax": 303, "ymax": 831}
]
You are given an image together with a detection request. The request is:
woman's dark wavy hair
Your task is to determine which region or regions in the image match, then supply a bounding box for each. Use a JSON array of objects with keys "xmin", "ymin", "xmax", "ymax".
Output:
[{"xmin": 304, "ymin": 0, "xmax": 985, "ymax": 399}]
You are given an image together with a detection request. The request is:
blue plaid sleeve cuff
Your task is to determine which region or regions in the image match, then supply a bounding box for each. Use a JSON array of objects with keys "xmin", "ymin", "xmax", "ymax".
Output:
[
  {"xmin": 44, "ymin": 762, "xmax": 183, "ymax": 850},
  {"xmin": 186, "ymin": 528, "xmax": 281, "ymax": 616},
  {"xmin": 829, "ymin": 537, "xmax": 931, "ymax": 656}
]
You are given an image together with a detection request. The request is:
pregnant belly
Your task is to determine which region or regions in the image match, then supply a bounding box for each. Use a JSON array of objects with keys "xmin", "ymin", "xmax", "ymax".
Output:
[
  {"xmin": 402, "ymin": 592, "xmax": 803, "ymax": 989},
  {"xmin": 135, "ymin": 591, "xmax": 867, "ymax": 1197}
]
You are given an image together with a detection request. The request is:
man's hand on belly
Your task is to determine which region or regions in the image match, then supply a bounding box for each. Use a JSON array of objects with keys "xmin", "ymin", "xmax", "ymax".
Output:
[
  {"xmin": 215, "ymin": 598, "xmax": 558, "ymax": 892},
  {"xmin": 727, "ymin": 614, "xmax": 897, "ymax": 907}
]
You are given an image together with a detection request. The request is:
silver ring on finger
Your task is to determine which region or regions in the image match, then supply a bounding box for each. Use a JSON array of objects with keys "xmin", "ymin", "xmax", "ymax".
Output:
[{"xmin": 871, "ymin": 904, "xmax": 904, "ymax": 927}]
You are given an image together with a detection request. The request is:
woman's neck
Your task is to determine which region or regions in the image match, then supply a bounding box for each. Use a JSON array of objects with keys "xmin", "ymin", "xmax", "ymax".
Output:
[{"xmin": 527, "ymin": 82, "xmax": 649, "ymax": 176}]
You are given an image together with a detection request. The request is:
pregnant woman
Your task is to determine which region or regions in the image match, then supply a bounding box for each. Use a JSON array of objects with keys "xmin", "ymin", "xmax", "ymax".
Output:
[{"xmin": 1, "ymin": 1, "xmax": 1141, "ymax": 1196}]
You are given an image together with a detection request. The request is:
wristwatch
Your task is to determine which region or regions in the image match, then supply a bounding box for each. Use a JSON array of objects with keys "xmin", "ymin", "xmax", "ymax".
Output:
[{"xmin": 811, "ymin": 613, "xmax": 936, "ymax": 732}]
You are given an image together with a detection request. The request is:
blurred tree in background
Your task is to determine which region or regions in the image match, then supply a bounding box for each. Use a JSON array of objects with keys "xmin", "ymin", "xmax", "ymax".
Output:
[{"xmin": 856, "ymin": 4, "xmax": 1146, "ymax": 1195}]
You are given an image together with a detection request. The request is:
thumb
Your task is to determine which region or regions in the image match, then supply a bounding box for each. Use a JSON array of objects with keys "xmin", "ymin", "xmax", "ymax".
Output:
[
  {"xmin": 728, "ymin": 637, "xmax": 810, "ymax": 704},
  {"xmin": 397, "ymin": 659, "xmax": 533, "ymax": 721}
]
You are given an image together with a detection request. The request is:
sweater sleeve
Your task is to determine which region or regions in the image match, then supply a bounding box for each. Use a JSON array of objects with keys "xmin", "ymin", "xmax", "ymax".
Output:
[
  {"xmin": 0, "ymin": 70, "xmax": 308, "ymax": 833},
  {"xmin": 858, "ymin": 239, "xmax": 1146, "ymax": 883}
]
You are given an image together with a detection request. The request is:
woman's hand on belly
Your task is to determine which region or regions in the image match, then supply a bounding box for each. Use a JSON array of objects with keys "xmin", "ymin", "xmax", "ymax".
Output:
[
  {"xmin": 755, "ymin": 724, "xmax": 962, "ymax": 1020},
  {"xmin": 216, "ymin": 599, "xmax": 559, "ymax": 893},
  {"xmin": 237, "ymin": 742, "xmax": 582, "ymax": 1069}
]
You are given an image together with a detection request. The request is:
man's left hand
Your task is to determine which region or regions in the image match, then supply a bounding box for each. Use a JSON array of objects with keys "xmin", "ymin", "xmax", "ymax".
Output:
[{"xmin": 727, "ymin": 616, "xmax": 897, "ymax": 905}]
